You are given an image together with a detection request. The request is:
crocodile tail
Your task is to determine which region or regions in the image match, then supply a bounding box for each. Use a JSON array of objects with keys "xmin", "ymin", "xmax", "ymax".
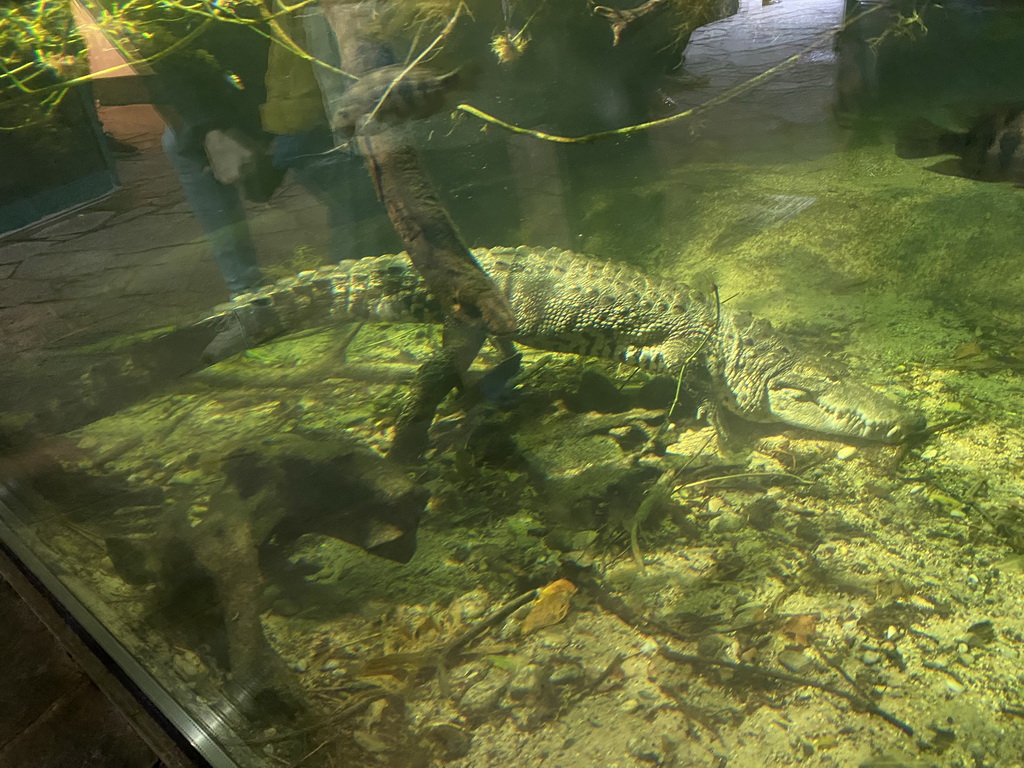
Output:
[{"xmin": 198, "ymin": 254, "xmax": 441, "ymax": 337}]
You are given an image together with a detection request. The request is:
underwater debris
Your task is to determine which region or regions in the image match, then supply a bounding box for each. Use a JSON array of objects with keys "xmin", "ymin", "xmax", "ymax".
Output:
[
  {"xmin": 521, "ymin": 578, "xmax": 577, "ymax": 634},
  {"xmin": 490, "ymin": 30, "xmax": 529, "ymax": 63},
  {"xmin": 592, "ymin": 0, "xmax": 671, "ymax": 46},
  {"xmin": 781, "ymin": 613, "xmax": 818, "ymax": 649}
]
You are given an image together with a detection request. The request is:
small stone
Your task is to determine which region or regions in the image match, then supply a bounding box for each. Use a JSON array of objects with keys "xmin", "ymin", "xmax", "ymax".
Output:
[
  {"xmin": 570, "ymin": 530, "xmax": 599, "ymax": 551},
  {"xmin": 459, "ymin": 669, "xmax": 510, "ymax": 723},
  {"xmin": 321, "ymin": 659, "xmax": 342, "ymax": 672},
  {"xmin": 946, "ymin": 679, "xmax": 966, "ymax": 695},
  {"xmin": 508, "ymin": 663, "xmax": 546, "ymax": 702},
  {"xmin": 836, "ymin": 446, "xmax": 858, "ymax": 460},
  {"xmin": 744, "ymin": 497, "xmax": 778, "ymax": 530},
  {"xmin": 620, "ymin": 698, "xmax": 641, "ymax": 714},
  {"xmin": 709, "ymin": 511, "xmax": 745, "ymax": 534},
  {"xmin": 291, "ymin": 660, "xmax": 308, "ymax": 673},
  {"xmin": 697, "ymin": 633, "xmax": 729, "ymax": 658},
  {"xmin": 449, "ymin": 589, "xmax": 489, "ymax": 622},
  {"xmin": 777, "ymin": 649, "xmax": 813, "ymax": 675},
  {"xmin": 550, "ymin": 664, "xmax": 584, "ymax": 686},
  {"xmin": 707, "ymin": 496, "xmax": 727, "ymax": 514},
  {"xmin": 627, "ymin": 736, "xmax": 661, "ymax": 763},
  {"xmin": 861, "ymin": 650, "xmax": 882, "ymax": 665},
  {"xmin": 423, "ymin": 722, "xmax": 472, "ymax": 761},
  {"xmin": 920, "ymin": 447, "xmax": 939, "ymax": 460}
]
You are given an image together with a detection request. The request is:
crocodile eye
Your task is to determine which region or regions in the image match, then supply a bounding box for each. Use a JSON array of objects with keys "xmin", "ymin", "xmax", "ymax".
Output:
[{"xmin": 777, "ymin": 385, "xmax": 816, "ymax": 403}]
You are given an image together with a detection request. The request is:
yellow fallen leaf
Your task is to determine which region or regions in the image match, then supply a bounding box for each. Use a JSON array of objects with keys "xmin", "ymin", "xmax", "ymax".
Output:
[{"xmin": 522, "ymin": 579, "xmax": 577, "ymax": 634}]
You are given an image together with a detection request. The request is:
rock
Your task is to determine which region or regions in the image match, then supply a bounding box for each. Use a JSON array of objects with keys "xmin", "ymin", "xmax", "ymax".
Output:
[
  {"xmin": 709, "ymin": 510, "xmax": 746, "ymax": 534},
  {"xmin": 697, "ymin": 633, "xmax": 730, "ymax": 659},
  {"xmin": 550, "ymin": 664, "xmax": 584, "ymax": 686},
  {"xmin": 448, "ymin": 589, "xmax": 490, "ymax": 622},
  {"xmin": 861, "ymin": 650, "xmax": 882, "ymax": 665},
  {"xmin": 836, "ymin": 446, "xmax": 858, "ymax": 460},
  {"xmin": 777, "ymin": 648, "xmax": 813, "ymax": 675},
  {"xmin": 458, "ymin": 668, "xmax": 510, "ymax": 723},
  {"xmin": 423, "ymin": 722, "xmax": 472, "ymax": 761},
  {"xmin": 627, "ymin": 736, "xmax": 662, "ymax": 763},
  {"xmin": 508, "ymin": 663, "xmax": 547, "ymax": 702},
  {"xmin": 570, "ymin": 530, "xmax": 599, "ymax": 551},
  {"xmin": 620, "ymin": 697, "xmax": 642, "ymax": 714},
  {"xmin": 744, "ymin": 496, "xmax": 778, "ymax": 530}
]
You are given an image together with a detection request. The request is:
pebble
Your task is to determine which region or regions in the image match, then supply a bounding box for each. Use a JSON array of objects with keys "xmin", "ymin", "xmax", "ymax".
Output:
[
  {"xmin": 709, "ymin": 511, "xmax": 746, "ymax": 534},
  {"xmin": 707, "ymin": 496, "xmax": 727, "ymax": 514},
  {"xmin": 321, "ymin": 659, "xmax": 342, "ymax": 672},
  {"xmin": 571, "ymin": 530, "xmax": 599, "ymax": 550},
  {"xmin": 422, "ymin": 722, "xmax": 472, "ymax": 760},
  {"xmin": 627, "ymin": 736, "xmax": 661, "ymax": 764},
  {"xmin": 459, "ymin": 669, "xmax": 510, "ymax": 723},
  {"xmin": 836, "ymin": 446, "xmax": 858, "ymax": 460},
  {"xmin": 449, "ymin": 589, "xmax": 489, "ymax": 622},
  {"xmin": 697, "ymin": 633, "xmax": 729, "ymax": 658},
  {"xmin": 291, "ymin": 660, "xmax": 308, "ymax": 673},
  {"xmin": 777, "ymin": 649, "xmax": 813, "ymax": 675},
  {"xmin": 508, "ymin": 663, "xmax": 546, "ymax": 701},
  {"xmin": 861, "ymin": 650, "xmax": 882, "ymax": 665},
  {"xmin": 620, "ymin": 698, "xmax": 641, "ymax": 714},
  {"xmin": 550, "ymin": 664, "xmax": 584, "ymax": 686}
]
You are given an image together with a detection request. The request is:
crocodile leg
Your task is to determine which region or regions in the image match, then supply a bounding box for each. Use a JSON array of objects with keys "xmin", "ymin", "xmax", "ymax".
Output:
[{"xmin": 387, "ymin": 319, "xmax": 487, "ymax": 463}]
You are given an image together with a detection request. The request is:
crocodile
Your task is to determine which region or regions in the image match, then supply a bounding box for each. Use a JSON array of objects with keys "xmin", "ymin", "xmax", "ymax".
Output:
[{"xmin": 201, "ymin": 245, "xmax": 924, "ymax": 444}]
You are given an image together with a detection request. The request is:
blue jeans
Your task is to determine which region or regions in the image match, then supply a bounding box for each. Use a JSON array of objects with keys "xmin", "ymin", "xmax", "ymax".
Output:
[
  {"xmin": 163, "ymin": 124, "xmax": 361, "ymax": 297},
  {"xmin": 272, "ymin": 126, "xmax": 358, "ymax": 262},
  {"xmin": 162, "ymin": 125, "xmax": 263, "ymax": 298}
]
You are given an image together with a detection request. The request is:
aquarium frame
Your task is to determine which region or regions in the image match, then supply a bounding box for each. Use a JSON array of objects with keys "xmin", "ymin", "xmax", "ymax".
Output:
[{"xmin": 0, "ymin": 482, "xmax": 258, "ymax": 768}]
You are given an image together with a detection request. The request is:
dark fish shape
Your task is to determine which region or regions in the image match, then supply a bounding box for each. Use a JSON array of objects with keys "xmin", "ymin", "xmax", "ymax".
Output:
[
  {"xmin": 333, "ymin": 64, "xmax": 464, "ymax": 137},
  {"xmin": 896, "ymin": 107, "xmax": 1024, "ymax": 184}
]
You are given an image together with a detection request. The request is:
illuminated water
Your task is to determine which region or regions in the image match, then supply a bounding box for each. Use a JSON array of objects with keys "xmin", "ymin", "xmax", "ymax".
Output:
[{"xmin": 3, "ymin": 1, "xmax": 1024, "ymax": 766}]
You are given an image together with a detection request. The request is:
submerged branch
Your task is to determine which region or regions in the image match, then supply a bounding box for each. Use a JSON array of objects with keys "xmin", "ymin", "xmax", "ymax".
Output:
[
  {"xmin": 658, "ymin": 644, "xmax": 915, "ymax": 737},
  {"xmin": 565, "ymin": 564, "xmax": 914, "ymax": 738},
  {"xmin": 592, "ymin": 0, "xmax": 671, "ymax": 46}
]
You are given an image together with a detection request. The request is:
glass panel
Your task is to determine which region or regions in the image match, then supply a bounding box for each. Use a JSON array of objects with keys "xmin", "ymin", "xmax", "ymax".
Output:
[{"xmin": 3, "ymin": 1, "xmax": 1024, "ymax": 766}]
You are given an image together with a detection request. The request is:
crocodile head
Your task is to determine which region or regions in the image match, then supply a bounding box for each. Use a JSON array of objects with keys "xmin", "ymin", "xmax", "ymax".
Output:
[
  {"xmin": 712, "ymin": 315, "xmax": 924, "ymax": 443},
  {"xmin": 763, "ymin": 361, "xmax": 924, "ymax": 443}
]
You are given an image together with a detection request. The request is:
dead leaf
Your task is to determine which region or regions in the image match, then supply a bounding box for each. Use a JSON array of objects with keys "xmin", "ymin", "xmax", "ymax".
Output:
[
  {"xmin": 782, "ymin": 614, "xmax": 818, "ymax": 648},
  {"xmin": 522, "ymin": 579, "xmax": 577, "ymax": 634}
]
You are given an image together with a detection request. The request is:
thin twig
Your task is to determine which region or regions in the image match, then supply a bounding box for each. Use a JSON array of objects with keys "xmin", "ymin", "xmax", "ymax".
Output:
[
  {"xmin": 658, "ymin": 644, "xmax": 914, "ymax": 737},
  {"xmin": 677, "ymin": 471, "xmax": 812, "ymax": 491},
  {"xmin": 454, "ymin": 4, "xmax": 885, "ymax": 144}
]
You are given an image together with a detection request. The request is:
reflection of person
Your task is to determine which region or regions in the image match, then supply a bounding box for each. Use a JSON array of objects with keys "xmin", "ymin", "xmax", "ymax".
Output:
[{"xmin": 152, "ymin": 10, "xmax": 358, "ymax": 299}]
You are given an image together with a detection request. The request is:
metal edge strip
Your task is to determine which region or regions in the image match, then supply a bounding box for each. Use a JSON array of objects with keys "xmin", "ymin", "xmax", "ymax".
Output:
[{"xmin": 0, "ymin": 482, "xmax": 249, "ymax": 768}]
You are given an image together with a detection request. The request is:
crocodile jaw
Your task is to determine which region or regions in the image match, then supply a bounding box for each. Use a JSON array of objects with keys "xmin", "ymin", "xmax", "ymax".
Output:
[{"xmin": 765, "ymin": 367, "xmax": 923, "ymax": 443}]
